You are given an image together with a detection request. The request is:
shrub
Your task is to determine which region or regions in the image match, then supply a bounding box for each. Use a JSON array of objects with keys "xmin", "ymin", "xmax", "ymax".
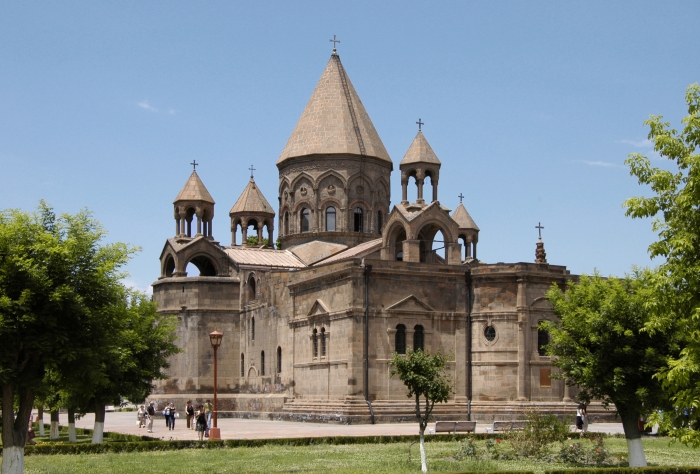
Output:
[
  {"xmin": 555, "ymin": 436, "xmax": 611, "ymax": 466},
  {"xmin": 509, "ymin": 409, "xmax": 571, "ymax": 458},
  {"xmin": 454, "ymin": 437, "xmax": 478, "ymax": 460}
]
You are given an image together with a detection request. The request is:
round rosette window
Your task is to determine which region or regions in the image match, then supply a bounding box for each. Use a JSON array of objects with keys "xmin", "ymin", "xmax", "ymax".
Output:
[{"xmin": 484, "ymin": 325, "xmax": 496, "ymax": 342}]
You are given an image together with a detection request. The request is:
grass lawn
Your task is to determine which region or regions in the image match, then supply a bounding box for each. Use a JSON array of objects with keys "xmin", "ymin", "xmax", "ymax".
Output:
[{"xmin": 19, "ymin": 437, "xmax": 700, "ymax": 474}]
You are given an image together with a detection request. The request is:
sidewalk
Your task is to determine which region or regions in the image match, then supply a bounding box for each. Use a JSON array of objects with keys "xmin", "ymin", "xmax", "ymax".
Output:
[{"xmin": 37, "ymin": 411, "xmax": 626, "ymax": 441}]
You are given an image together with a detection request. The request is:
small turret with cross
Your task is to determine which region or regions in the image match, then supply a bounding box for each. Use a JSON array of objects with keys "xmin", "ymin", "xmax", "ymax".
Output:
[{"xmin": 535, "ymin": 222, "xmax": 547, "ymax": 264}]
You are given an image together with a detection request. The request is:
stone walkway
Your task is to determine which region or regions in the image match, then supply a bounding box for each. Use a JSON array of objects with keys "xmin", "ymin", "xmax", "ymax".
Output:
[{"xmin": 37, "ymin": 411, "xmax": 626, "ymax": 441}]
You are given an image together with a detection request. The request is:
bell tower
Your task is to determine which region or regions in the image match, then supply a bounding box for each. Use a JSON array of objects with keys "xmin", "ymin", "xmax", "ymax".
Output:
[
  {"xmin": 173, "ymin": 167, "xmax": 215, "ymax": 242},
  {"xmin": 399, "ymin": 128, "xmax": 441, "ymax": 206}
]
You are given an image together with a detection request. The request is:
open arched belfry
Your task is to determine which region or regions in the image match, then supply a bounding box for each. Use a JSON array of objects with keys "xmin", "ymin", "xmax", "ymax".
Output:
[{"xmin": 151, "ymin": 47, "xmax": 600, "ymax": 423}]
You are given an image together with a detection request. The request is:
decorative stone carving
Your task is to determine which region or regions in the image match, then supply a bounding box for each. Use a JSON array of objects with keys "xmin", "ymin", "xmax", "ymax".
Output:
[
  {"xmin": 356, "ymin": 186, "xmax": 364, "ymax": 194},
  {"xmin": 535, "ymin": 239, "xmax": 547, "ymax": 264},
  {"xmin": 300, "ymin": 187, "xmax": 308, "ymax": 196},
  {"xmin": 327, "ymin": 185, "xmax": 336, "ymax": 195}
]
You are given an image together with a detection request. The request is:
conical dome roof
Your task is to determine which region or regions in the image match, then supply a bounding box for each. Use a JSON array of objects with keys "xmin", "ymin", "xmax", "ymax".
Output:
[
  {"xmin": 452, "ymin": 203, "xmax": 479, "ymax": 231},
  {"xmin": 229, "ymin": 177, "xmax": 275, "ymax": 216},
  {"xmin": 277, "ymin": 54, "xmax": 391, "ymax": 165},
  {"xmin": 174, "ymin": 171, "xmax": 215, "ymax": 204},
  {"xmin": 400, "ymin": 130, "xmax": 441, "ymax": 166}
]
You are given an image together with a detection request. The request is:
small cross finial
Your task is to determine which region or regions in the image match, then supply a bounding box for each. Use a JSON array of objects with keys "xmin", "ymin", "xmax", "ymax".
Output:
[
  {"xmin": 330, "ymin": 35, "xmax": 340, "ymax": 53},
  {"xmin": 249, "ymin": 165, "xmax": 256, "ymax": 178},
  {"xmin": 458, "ymin": 193, "xmax": 465, "ymax": 203},
  {"xmin": 416, "ymin": 118, "xmax": 424, "ymax": 131},
  {"xmin": 536, "ymin": 222, "xmax": 545, "ymax": 239},
  {"xmin": 190, "ymin": 160, "xmax": 198, "ymax": 170}
]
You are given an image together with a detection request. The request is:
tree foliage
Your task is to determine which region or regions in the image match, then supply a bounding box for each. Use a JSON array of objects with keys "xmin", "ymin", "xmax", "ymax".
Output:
[
  {"xmin": 0, "ymin": 202, "xmax": 178, "ymax": 470},
  {"xmin": 390, "ymin": 349, "xmax": 452, "ymax": 473},
  {"xmin": 544, "ymin": 272, "xmax": 676, "ymax": 466},
  {"xmin": 624, "ymin": 83, "xmax": 700, "ymax": 446}
]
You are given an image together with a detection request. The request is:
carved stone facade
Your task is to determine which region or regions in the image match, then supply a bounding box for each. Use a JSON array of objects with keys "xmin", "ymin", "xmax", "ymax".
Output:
[{"xmin": 149, "ymin": 51, "xmax": 604, "ymax": 423}]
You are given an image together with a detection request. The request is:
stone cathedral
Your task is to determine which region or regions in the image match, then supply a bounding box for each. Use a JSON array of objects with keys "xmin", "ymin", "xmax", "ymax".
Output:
[{"xmin": 151, "ymin": 49, "xmax": 585, "ymax": 422}]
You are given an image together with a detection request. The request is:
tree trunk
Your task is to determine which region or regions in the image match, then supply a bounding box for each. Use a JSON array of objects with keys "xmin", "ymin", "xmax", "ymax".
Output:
[
  {"xmin": 49, "ymin": 409, "xmax": 60, "ymax": 440},
  {"xmin": 419, "ymin": 426, "xmax": 428, "ymax": 473},
  {"xmin": 619, "ymin": 407, "xmax": 647, "ymax": 467},
  {"xmin": 68, "ymin": 408, "xmax": 76, "ymax": 443},
  {"xmin": 37, "ymin": 406, "xmax": 45, "ymax": 436},
  {"xmin": 92, "ymin": 403, "xmax": 106, "ymax": 443},
  {"xmin": 1, "ymin": 384, "xmax": 34, "ymax": 474}
]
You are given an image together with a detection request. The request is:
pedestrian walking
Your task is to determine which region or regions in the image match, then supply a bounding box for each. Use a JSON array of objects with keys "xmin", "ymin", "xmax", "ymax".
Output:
[
  {"xmin": 146, "ymin": 402, "xmax": 155, "ymax": 433},
  {"xmin": 170, "ymin": 403, "xmax": 178, "ymax": 430},
  {"xmin": 195, "ymin": 405, "xmax": 207, "ymax": 441},
  {"xmin": 186, "ymin": 400, "xmax": 195, "ymax": 430},
  {"xmin": 576, "ymin": 402, "xmax": 586, "ymax": 432}
]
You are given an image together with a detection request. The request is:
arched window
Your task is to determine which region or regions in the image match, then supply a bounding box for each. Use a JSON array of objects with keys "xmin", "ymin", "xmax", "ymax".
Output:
[
  {"xmin": 261, "ymin": 351, "xmax": 265, "ymax": 376},
  {"xmin": 251, "ymin": 317, "xmax": 255, "ymax": 341},
  {"xmin": 377, "ymin": 211, "xmax": 383, "ymax": 234},
  {"xmin": 284, "ymin": 211, "xmax": 289, "ymax": 235},
  {"xmin": 354, "ymin": 207, "xmax": 363, "ymax": 232},
  {"xmin": 240, "ymin": 353, "xmax": 245, "ymax": 377},
  {"xmin": 164, "ymin": 256, "xmax": 175, "ymax": 277},
  {"xmin": 395, "ymin": 324, "xmax": 406, "ymax": 354},
  {"xmin": 248, "ymin": 274, "xmax": 256, "ymax": 301},
  {"xmin": 538, "ymin": 328, "xmax": 549, "ymax": 356},
  {"xmin": 326, "ymin": 207, "xmax": 336, "ymax": 232},
  {"xmin": 312, "ymin": 328, "xmax": 318, "ymax": 358},
  {"xmin": 301, "ymin": 208, "xmax": 310, "ymax": 233},
  {"xmin": 320, "ymin": 327, "xmax": 326, "ymax": 357},
  {"xmin": 413, "ymin": 325, "xmax": 424, "ymax": 351},
  {"xmin": 277, "ymin": 346, "xmax": 282, "ymax": 373}
]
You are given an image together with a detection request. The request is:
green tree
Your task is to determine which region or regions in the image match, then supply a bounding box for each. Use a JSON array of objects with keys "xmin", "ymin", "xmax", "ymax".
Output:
[
  {"xmin": 0, "ymin": 202, "xmax": 135, "ymax": 473},
  {"xmin": 246, "ymin": 235, "xmax": 269, "ymax": 247},
  {"xmin": 389, "ymin": 349, "xmax": 452, "ymax": 473},
  {"xmin": 86, "ymin": 289, "xmax": 179, "ymax": 442},
  {"xmin": 543, "ymin": 272, "xmax": 675, "ymax": 467},
  {"xmin": 624, "ymin": 83, "xmax": 700, "ymax": 446}
]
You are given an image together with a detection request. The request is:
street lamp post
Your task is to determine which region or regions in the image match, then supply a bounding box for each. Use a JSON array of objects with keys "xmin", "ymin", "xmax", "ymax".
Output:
[{"xmin": 209, "ymin": 330, "xmax": 223, "ymax": 440}]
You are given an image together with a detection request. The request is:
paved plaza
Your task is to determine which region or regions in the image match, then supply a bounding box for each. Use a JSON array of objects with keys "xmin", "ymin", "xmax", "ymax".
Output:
[{"xmin": 37, "ymin": 411, "xmax": 626, "ymax": 441}]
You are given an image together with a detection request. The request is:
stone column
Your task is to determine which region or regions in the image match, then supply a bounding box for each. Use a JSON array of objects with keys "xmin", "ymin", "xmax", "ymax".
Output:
[
  {"xmin": 231, "ymin": 223, "xmax": 236, "ymax": 246},
  {"xmin": 242, "ymin": 223, "xmax": 248, "ymax": 246},
  {"xmin": 196, "ymin": 211, "xmax": 202, "ymax": 236},
  {"xmin": 403, "ymin": 240, "xmax": 421, "ymax": 263},
  {"xmin": 446, "ymin": 242, "xmax": 462, "ymax": 265},
  {"xmin": 516, "ymin": 278, "xmax": 530, "ymax": 401},
  {"xmin": 432, "ymin": 180, "xmax": 438, "ymax": 202},
  {"xmin": 401, "ymin": 174, "xmax": 408, "ymax": 204},
  {"xmin": 466, "ymin": 238, "xmax": 472, "ymax": 258},
  {"xmin": 416, "ymin": 178, "xmax": 425, "ymax": 204},
  {"xmin": 473, "ymin": 242, "xmax": 477, "ymax": 260},
  {"xmin": 257, "ymin": 223, "xmax": 262, "ymax": 244}
]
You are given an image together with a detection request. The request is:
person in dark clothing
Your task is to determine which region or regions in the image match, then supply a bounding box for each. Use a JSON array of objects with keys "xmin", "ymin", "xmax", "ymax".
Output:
[
  {"xmin": 195, "ymin": 405, "xmax": 207, "ymax": 441},
  {"xmin": 186, "ymin": 400, "xmax": 195, "ymax": 430}
]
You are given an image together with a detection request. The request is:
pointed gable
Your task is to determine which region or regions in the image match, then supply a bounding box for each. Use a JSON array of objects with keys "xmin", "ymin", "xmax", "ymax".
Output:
[
  {"xmin": 307, "ymin": 299, "xmax": 331, "ymax": 317},
  {"xmin": 400, "ymin": 131, "xmax": 441, "ymax": 166},
  {"xmin": 386, "ymin": 294, "xmax": 435, "ymax": 313},
  {"xmin": 452, "ymin": 203, "xmax": 479, "ymax": 231},
  {"xmin": 277, "ymin": 54, "xmax": 391, "ymax": 164},
  {"xmin": 229, "ymin": 177, "xmax": 275, "ymax": 215},
  {"xmin": 174, "ymin": 171, "xmax": 215, "ymax": 204}
]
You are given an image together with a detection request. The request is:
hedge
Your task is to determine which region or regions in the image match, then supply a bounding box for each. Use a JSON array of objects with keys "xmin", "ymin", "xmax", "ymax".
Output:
[{"xmin": 1, "ymin": 433, "xmax": 507, "ymax": 456}]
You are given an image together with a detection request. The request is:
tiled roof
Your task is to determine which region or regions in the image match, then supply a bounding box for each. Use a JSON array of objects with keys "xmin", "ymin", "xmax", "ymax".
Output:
[
  {"xmin": 277, "ymin": 54, "xmax": 391, "ymax": 165},
  {"xmin": 400, "ymin": 131, "xmax": 441, "ymax": 166},
  {"xmin": 314, "ymin": 238, "xmax": 382, "ymax": 265},
  {"xmin": 223, "ymin": 247, "xmax": 306, "ymax": 268},
  {"xmin": 229, "ymin": 178, "xmax": 275, "ymax": 216},
  {"xmin": 174, "ymin": 171, "xmax": 215, "ymax": 204},
  {"xmin": 287, "ymin": 240, "xmax": 348, "ymax": 266},
  {"xmin": 452, "ymin": 203, "xmax": 479, "ymax": 230}
]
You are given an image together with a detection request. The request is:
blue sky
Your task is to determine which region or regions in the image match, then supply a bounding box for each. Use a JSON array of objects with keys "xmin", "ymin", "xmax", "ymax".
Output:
[{"xmin": 2, "ymin": 1, "xmax": 699, "ymax": 293}]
